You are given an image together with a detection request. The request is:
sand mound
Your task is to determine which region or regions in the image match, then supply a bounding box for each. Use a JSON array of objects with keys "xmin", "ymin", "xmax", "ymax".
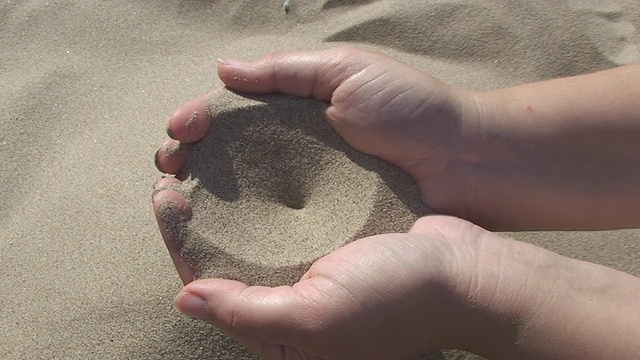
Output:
[{"xmin": 176, "ymin": 90, "xmax": 427, "ymax": 286}]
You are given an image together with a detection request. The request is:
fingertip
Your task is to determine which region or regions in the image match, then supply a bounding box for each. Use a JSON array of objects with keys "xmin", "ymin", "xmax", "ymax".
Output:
[
  {"xmin": 178, "ymin": 279, "xmax": 274, "ymax": 354},
  {"xmin": 174, "ymin": 291, "xmax": 209, "ymax": 320},
  {"xmin": 166, "ymin": 127, "xmax": 177, "ymax": 140},
  {"xmin": 153, "ymin": 189, "xmax": 195, "ymax": 284},
  {"xmin": 167, "ymin": 95, "xmax": 211, "ymax": 143},
  {"xmin": 180, "ymin": 279, "xmax": 250, "ymax": 328},
  {"xmin": 181, "ymin": 279, "xmax": 295, "ymax": 331},
  {"xmin": 217, "ymin": 48, "xmax": 358, "ymax": 101},
  {"xmin": 153, "ymin": 189, "xmax": 192, "ymax": 225},
  {"xmin": 154, "ymin": 176, "xmax": 181, "ymax": 191},
  {"xmin": 183, "ymin": 278, "xmax": 248, "ymax": 299},
  {"xmin": 155, "ymin": 138, "xmax": 186, "ymax": 174},
  {"xmin": 217, "ymin": 62, "xmax": 256, "ymax": 91},
  {"xmin": 154, "ymin": 148, "xmax": 162, "ymax": 170},
  {"xmin": 217, "ymin": 58, "xmax": 247, "ymax": 67}
]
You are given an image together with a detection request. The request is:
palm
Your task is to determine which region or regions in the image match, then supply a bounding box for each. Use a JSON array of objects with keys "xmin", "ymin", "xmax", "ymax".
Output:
[
  {"xmin": 324, "ymin": 56, "xmax": 464, "ymax": 177},
  {"xmin": 216, "ymin": 47, "xmax": 476, "ymax": 215},
  {"xmin": 214, "ymin": 220, "xmax": 473, "ymax": 360}
]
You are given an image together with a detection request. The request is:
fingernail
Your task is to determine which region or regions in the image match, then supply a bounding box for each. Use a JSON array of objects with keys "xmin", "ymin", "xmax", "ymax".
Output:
[
  {"xmin": 174, "ymin": 291, "xmax": 208, "ymax": 320},
  {"xmin": 217, "ymin": 58, "xmax": 246, "ymax": 67}
]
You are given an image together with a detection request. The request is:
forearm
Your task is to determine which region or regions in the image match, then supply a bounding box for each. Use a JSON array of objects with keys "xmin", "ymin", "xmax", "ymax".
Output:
[
  {"xmin": 465, "ymin": 63, "xmax": 640, "ymax": 230},
  {"xmin": 496, "ymin": 262, "xmax": 640, "ymax": 359},
  {"xmin": 458, "ymin": 231, "xmax": 640, "ymax": 359}
]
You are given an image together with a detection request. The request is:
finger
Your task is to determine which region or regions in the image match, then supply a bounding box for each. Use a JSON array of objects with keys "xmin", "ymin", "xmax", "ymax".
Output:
[
  {"xmin": 152, "ymin": 185, "xmax": 195, "ymax": 284},
  {"xmin": 155, "ymin": 138, "xmax": 187, "ymax": 174},
  {"xmin": 409, "ymin": 215, "xmax": 477, "ymax": 236},
  {"xmin": 217, "ymin": 46, "xmax": 371, "ymax": 101},
  {"xmin": 174, "ymin": 279, "xmax": 264, "ymax": 353},
  {"xmin": 167, "ymin": 93, "xmax": 213, "ymax": 143},
  {"xmin": 409, "ymin": 216, "xmax": 438, "ymax": 234},
  {"xmin": 175, "ymin": 279, "xmax": 314, "ymax": 349},
  {"xmin": 153, "ymin": 176, "xmax": 181, "ymax": 192}
]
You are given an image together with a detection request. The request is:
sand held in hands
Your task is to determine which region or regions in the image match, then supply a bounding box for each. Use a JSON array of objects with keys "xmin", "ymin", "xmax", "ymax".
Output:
[{"xmin": 174, "ymin": 90, "xmax": 428, "ymax": 286}]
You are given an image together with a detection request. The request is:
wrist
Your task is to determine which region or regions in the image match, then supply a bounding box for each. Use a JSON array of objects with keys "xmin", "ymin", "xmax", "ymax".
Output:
[
  {"xmin": 463, "ymin": 238, "xmax": 640, "ymax": 359},
  {"xmin": 458, "ymin": 85, "xmax": 640, "ymax": 230},
  {"xmin": 406, "ymin": 217, "xmax": 526, "ymax": 355},
  {"xmin": 444, "ymin": 228, "xmax": 550, "ymax": 358},
  {"xmin": 457, "ymin": 88, "xmax": 522, "ymax": 165},
  {"xmin": 440, "ymin": 88, "xmax": 529, "ymax": 229}
]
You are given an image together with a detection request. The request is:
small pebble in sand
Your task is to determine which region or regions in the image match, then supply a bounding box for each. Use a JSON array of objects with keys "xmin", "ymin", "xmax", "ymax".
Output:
[{"xmin": 283, "ymin": 0, "xmax": 292, "ymax": 14}]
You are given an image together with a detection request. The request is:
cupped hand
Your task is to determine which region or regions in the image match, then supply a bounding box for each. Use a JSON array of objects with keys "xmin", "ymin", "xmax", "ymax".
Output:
[
  {"xmin": 155, "ymin": 47, "xmax": 482, "ymax": 220},
  {"xmin": 154, "ymin": 208, "xmax": 487, "ymax": 359}
]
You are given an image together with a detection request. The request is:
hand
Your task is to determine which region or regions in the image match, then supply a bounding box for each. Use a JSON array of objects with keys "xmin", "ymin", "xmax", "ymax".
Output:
[
  {"xmin": 164, "ymin": 215, "xmax": 484, "ymax": 360},
  {"xmin": 157, "ymin": 47, "xmax": 640, "ymax": 231},
  {"xmin": 154, "ymin": 47, "xmax": 482, "ymax": 223},
  {"xmin": 155, "ymin": 193, "xmax": 640, "ymax": 360}
]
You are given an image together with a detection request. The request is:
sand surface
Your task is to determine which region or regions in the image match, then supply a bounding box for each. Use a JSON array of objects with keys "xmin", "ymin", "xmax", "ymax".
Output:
[
  {"xmin": 174, "ymin": 90, "xmax": 426, "ymax": 285},
  {"xmin": 1, "ymin": 1, "xmax": 639, "ymax": 359}
]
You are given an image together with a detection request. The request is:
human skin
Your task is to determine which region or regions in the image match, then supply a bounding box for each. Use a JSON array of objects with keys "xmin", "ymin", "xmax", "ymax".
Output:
[
  {"xmin": 158, "ymin": 48, "xmax": 640, "ymax": 231},
  {"xmin": 468, "ymin": 64, "xmax": 640, "ymax": 230},
  {"xmin": 153, "ymin": 47, "xmax": 640, "ymax": 359}
]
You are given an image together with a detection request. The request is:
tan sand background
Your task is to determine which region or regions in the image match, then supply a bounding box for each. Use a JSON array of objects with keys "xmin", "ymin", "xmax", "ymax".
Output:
[{"xmin": 1, "ymin": 1, "xmax": 639, "ymax": 359}]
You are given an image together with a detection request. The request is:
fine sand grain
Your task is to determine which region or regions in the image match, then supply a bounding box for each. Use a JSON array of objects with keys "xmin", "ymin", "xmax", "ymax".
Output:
[
  {"xmin": 2, "ymin": 1, "xmax": 639, "ymax": 359},
  {"xmin": 176, "ymin": 90, "xmax": 426, "ymax": 285}
]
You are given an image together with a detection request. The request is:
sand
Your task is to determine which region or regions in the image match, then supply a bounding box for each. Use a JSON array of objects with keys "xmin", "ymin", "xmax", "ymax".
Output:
[
  {"xmin": 173, "ymin": 90, "xmax": 426, "ymax": 286},
  {"xmin": 1, "ymin": 1, "xmax": 639, "ymax": 359}
]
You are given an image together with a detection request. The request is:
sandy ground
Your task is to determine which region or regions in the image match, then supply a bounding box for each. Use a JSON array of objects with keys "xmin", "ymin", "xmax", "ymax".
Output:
[{"xmin": 1, "ymin": 1, "xmax": 639, "ymax": 359}]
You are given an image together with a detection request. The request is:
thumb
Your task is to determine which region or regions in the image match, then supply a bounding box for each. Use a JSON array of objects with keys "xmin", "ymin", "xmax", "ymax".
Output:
[
  {"xmin": 217, "ymin": 46, "xmax": 369, "ymax": 101},
  {"xmin": 174, "ymin": 278, "xmax": 312, "ymax": 350}
]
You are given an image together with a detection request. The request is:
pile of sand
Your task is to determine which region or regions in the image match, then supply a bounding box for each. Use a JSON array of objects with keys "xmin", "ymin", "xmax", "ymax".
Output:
[{"xmin": 175, "ymin": 90, "xmax": 426, "ymax": 286}]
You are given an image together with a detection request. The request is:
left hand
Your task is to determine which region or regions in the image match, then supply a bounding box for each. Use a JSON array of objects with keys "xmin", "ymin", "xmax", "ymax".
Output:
[{"xmin": 153, "ymin": 186, "xmax": 484, "ymax": 360}]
